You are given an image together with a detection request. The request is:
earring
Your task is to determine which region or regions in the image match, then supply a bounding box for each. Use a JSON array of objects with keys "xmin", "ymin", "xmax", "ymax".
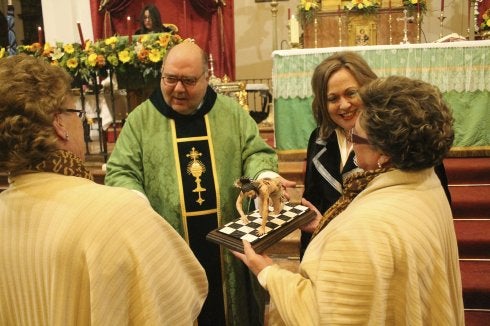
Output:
[
  {"xmin": 377, "ymin": 161, "xmax": 382, "ymax": 169},
  {"xmin": 65, "ymin": 133, "xmax": 69, "ymax": 140}
]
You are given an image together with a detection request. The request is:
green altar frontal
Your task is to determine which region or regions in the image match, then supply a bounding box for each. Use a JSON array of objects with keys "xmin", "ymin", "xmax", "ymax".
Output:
[{"xmin": 272, "ymin": 40, "xmax": 490, "ymax": 154}]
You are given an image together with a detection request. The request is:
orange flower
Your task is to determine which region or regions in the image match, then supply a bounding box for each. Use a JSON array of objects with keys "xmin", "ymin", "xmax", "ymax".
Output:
[{"xmin": 137, "ymin": 48, "xmax": 149, "ymax": 62}]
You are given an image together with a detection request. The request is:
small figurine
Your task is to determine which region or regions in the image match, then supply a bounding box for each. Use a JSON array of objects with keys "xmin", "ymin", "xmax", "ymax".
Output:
[{"xmin": 234, "ymin": 176, "xmax": 285, "ymax": 235}]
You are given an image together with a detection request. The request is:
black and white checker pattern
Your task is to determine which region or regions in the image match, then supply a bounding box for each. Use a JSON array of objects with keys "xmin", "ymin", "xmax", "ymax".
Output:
[{"xmin": 218, "ymin": 203, "xmax": 309, "ymax": 243}]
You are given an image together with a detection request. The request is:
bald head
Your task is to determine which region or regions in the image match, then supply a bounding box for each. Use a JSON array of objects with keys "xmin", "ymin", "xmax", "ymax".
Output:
[
  {"xmin": 163, "ymin": 41, "xmax": 208, "ymax": 75},
  {"xmin": 160, "ymin": 41, "xmax": 210, "ymax": 115}
]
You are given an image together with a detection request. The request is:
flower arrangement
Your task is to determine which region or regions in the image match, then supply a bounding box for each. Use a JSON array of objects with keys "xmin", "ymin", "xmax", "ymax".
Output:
[
  {"xmin": 481, "ymin": 9, "xmax": 490, "ymax": 31},
  {"xmin": 13, "ymin": 32, "xmax": 183, "ymax": 87},
  {"xmin": 297, "ymin": 0, "xmax": 320, "ymax": 25},
  {"xmin": 402, "ymin": 0, "xmax": 427, "ymax": 15},
  {"xmin": 344, "ymin": 0, "xmax": 380, "ymax": 15}
]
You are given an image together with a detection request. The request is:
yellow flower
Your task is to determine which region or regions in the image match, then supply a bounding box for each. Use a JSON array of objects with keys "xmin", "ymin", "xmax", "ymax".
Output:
[
  {"xmin": 118, "ymin": 50, "xmax": 131, "ymax": 63},
  {"xmin": 299, "ymin": 0, "xmax": 319, "ymax": 11},
  {"xmin": 63, "ymin": 43, "xmax": 75, "ymax": 54},
  {"xmin": 158, "ymin": 34, "xmax": 171, "ymax": 48},
  {"xmin": 67, "ymin": 57, "xmax": 79, "ymax": 69},
  {"xmin": 104, "ymin": 36, "xmax": 118, "ymax": 46},
  {"xmin": 84, "ymin": 40, "xmax": 92, "ymax": 51},
  {"xmin": 148, "ymin": 49, "xmax": 161, "ymax": 63},
  {"xmin": 87, "ymin": 53, "xmax": 98, "ymax": 67}
]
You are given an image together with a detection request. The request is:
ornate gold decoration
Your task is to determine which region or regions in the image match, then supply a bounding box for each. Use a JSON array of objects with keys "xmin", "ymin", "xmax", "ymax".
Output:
[
  {"xmin": 186, "ymin": 147, "xmax": 207, "ymax": 205},
  {"xmin": 347, "ymin": 14, "xmax": 377, "ymax": 46}
]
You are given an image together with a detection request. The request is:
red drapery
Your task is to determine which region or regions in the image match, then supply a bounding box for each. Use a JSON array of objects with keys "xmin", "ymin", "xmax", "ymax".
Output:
[{"xmin": 89, "ymin": 0, "xmax": 235, "ymax": 79}]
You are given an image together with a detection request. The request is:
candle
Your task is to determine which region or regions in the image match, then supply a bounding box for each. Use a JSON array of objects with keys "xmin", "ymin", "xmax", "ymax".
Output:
[
  {"xmin": 467, "ymin": 0, "xmax": 471, "ymax": 29},
  {"xmin": 37, "ymin": 26, "xmax": 43, "ymax": 46},
  {"xmin": 389, "ymin": 0, "xmax": 391, "ymax": 9},
  {"xmin": 417, "ymin": 0, "xmax": 420, "ymax": 15},
  {"xmin": 337, "ymin": 5, "xmax": 341, "ymax": 15},
  {"xmin": 440, "ymin": 0, "xmax": 444, "ymax": 12},
  {"xmin": 127, "ymin": 16, "xmax": 132, "ymax": 45},
  {"xmin": 77, "ymin": 22, "xmax": 85, "ymax": 48},
  {"xmin": 290, "ymin": 14, "xmax": 299, "ymax": 44},
  {"xmin": 288, "ymin": 8, "xmax": 290, "ymax": 20}
]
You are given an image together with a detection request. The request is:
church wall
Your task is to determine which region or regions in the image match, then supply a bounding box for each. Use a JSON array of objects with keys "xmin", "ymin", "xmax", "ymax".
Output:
[
  {"xmin": 31, "ymin": 0, "xmax": 474, "ymax": 81},
  {"xmin": 234, "ymin": 0, "xmax": 474, "ymax": 80}
]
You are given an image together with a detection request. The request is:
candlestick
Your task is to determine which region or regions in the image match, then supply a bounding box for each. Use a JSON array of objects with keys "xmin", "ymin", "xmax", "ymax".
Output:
[
  {"xmin": 438, "ymin": 12, "xmax": 446, "ymax": 39},
  {"xmin": 271, "ymin": 0, "xmax": 278, "ymax": 50},
  {"xmin": 440, "ymin": 0, "xmax": 444, "ymax": 12},
  {"xmin": 289, "ymin": 14, "xmax": 300, "ymax": 46},
  {"xmin": 388, "ymin": 13, "xmax": 392, "ymax": 45},
  {"xmin": 338, "ymin": 7, "xmax": 342, "ymax": 46},
  {"xmin": 417, "ymin": 12, "xmax": 421, "ymax": 43},
  {"xmin": 127, "ymin": 16, "xmax": 132, "ymax": 45},
  {"xmin": 37, "ymin": 26, "xmax": 43, "ymax": 46},
  {"xmin": 314, "ymin": 16, "xmax": 318, "ymax": 48},
  {"xmin": 77, "ymin": 22, "xmax": 85, "ymax": 48}
]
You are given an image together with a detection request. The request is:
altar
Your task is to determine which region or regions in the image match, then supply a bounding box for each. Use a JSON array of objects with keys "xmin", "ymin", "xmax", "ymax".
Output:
[{"xmin": 272, "ymin": 40, "xmax": 490, "ymax": 155}]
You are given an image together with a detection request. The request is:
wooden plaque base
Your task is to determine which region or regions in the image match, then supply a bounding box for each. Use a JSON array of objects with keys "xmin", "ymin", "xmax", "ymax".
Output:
[{"xmin": 206, "ymin": 203, "xmax": 316, "ymax": 253}]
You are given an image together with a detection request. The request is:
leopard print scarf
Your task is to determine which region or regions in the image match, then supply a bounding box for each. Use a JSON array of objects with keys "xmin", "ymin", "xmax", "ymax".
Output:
[
  {"xmin": 28, "ymin": 150, "xmax": 93, "ymax": 181},
  {"xmin": 311, "ymin": 167, "xmax": 392, "ymax": 239}
]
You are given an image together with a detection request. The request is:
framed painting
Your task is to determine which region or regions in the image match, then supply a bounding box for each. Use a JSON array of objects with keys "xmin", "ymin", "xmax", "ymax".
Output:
[{"xmin": 347, "ymin": 15, "xmax": 378, "ymax": 46}]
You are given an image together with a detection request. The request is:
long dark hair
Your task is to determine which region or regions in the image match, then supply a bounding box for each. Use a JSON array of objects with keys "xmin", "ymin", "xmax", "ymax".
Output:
[{"xmin": 137, "ymin": 4, "xmax": 164, "ymax": 34}]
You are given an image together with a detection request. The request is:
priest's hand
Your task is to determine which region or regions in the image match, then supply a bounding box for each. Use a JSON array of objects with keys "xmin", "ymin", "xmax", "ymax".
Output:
[
  {"xmin": 299, "ymin": 197, "xmax": 322, "ymax": 233},
  {"xmin": 231, "ymin": 240, "xmax": 273, "ymax": 276}
]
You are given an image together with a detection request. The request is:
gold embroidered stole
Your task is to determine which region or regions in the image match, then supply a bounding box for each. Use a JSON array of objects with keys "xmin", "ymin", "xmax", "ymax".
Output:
[{"xmin": 170, "ymin": 115, "xmax": 227, "ymax": 324}]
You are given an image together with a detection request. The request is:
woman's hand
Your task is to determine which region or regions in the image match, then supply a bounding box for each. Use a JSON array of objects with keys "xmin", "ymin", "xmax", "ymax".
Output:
[
  {"xmin": 231, "ymin": 240, "xmax": 274, "ymax": 276},
  {"xmin": 278, "ymin": 176, "xmax": 297, "ymax": 201},
  {"xmin": 299, "ymin": 198, "xmax": 322, "ymax": 233}
]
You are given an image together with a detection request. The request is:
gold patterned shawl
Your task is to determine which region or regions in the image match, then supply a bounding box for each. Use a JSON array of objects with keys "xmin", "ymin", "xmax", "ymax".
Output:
[
  {"xmin": 311, "ymin": 167, "xmax": 392, "ymax": 239},
  {"xmin": 28, "ymin": 150, "xmax": 93, "ymax": 181}
]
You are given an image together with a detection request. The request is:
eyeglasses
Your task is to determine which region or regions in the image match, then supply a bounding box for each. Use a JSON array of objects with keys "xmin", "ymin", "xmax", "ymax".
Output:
[
  {"xmin": 348, "ymin": 128, "xmax": 370, "ymax": 145},
  {"xmin": 161, "ymin": 72, "xmax": 205, "ymax": 87},
  {"xmin": 63, "ymin": 109, "xmax": 86, "ymax": 121}
]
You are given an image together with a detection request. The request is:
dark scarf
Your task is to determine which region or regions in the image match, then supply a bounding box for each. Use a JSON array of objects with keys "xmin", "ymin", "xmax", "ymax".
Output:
[
  {"xmin": 28, "ymin": 150, "xmax": 93, "ymax": 181},
  {"xmin": 311, "ymin": 167, "xmax": 392, "ymax": 239}
]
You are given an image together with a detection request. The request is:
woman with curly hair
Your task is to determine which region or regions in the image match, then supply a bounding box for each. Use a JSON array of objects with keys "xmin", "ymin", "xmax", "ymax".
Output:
[
  {"xmin": 0, "ymin": 54, "xmax": 207, "ymax": 325},
  {"xmin": 233, "ymin": 76, "xmax": 464, "ymax": 325}
]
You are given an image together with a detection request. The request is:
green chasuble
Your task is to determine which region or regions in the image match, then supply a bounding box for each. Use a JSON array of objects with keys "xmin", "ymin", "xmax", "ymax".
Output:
[{"xmin": 105, "ymin": 86, "xmax": 278, "ymax": 326}]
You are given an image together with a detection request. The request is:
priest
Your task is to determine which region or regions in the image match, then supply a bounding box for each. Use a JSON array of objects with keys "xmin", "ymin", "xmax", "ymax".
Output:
[{"xmin": 105, "ymin": 40, "xmax": 292, "ymax": 326}]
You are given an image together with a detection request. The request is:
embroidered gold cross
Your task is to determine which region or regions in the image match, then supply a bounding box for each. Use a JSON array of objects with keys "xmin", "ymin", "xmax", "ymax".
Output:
[{"xmin": 186, "ymin": 147, "xmax": 207, "ymax": 205}]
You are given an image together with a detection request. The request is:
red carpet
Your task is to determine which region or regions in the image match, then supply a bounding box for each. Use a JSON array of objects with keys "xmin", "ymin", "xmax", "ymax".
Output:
[
  {"xmin": 450, "ymin": 186, "xmax": 490, "ymax": 219},
  {"xmin": 460, "ymin": 260, "xmax": 490, "ymax": 310},
  {"xmin": 465, "ymin": 309, "xmax": 490, "ymax": 326},
  {"xmin": 446, "ymin": 157, "xmax": 490, "ymax": 317}
]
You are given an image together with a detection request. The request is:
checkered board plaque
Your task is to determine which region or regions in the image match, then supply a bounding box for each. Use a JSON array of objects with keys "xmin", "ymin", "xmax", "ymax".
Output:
[{"xmin": 206, "ymin": 203, "xmax": 316, "ymax": 253}]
